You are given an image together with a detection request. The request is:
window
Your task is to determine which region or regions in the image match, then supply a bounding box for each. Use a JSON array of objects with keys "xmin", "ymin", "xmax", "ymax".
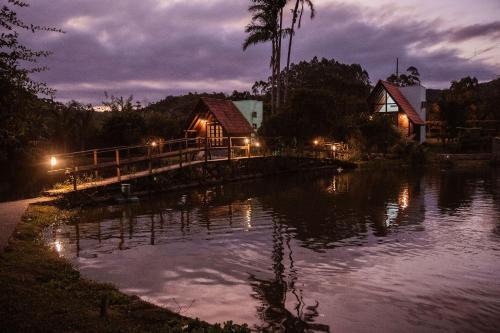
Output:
[
  {"xmin": 251, "ymin": 111, "xmax": 257, "ymax": 118},
  {"xmin": 421, "ymin": 101, "xmax": 427, "ymax": 109},
  {"xmin": 252, "ymin": 123, "xmax": 257, "ymax": 129}
]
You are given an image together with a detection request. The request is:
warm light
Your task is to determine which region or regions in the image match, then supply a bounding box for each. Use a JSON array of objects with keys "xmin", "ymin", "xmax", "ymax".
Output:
[
  {"xmin": 313, "ymin": 140, "xmax": 319, "ymax": 145},
  {"xmin": 255, "ymin": 142, "xmax": 260, "ymax": 147},
  {"xmin": 332, "ymin": 145, "xmax": 337, "ymax": 151},
  {"xmin": 151, "ymin": 141, "xmax": 157, "ymax": 147},
  {"xmin": 50, "ymin": 156, "xmax": 57, "ymax": 167},
  {"xmin": 54, "ymin": 240, "xmax": 63, "ymax": 253},
  {"xmin": 244, "ymin": 138, "xmax": 250, "ymax": 144},
  {"xmin": 398, "ymin": 188, "xmax": 409, "ymax": 209},
  {"xmin": 369, "ymin": 115, "xmax": 374, "ymax": 121}
]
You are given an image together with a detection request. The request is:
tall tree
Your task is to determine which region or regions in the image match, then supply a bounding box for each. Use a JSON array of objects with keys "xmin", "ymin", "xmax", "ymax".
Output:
[
  {"xmin": 243, "ymin": 0, "xmax": 286, "ymax": 115},
  {"xmin": 284, "ymin": 0, "xmax": 315, "ymax": 102},
  {"xmin": 1, "ymin": 0, "xmax": 62, "ymax": 97},
  {"xmin": 0, "ymin": 0, "xmax": 61, "ymax": 178},
  {"xmin": 387, "ymin": 66, "xmax": 421, "ymax": 87}
]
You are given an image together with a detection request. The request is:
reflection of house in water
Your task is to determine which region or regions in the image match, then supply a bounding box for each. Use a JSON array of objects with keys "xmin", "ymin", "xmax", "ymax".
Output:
[
  {"xmin": 383, "ymin": 181, "xmax": 425, "ymax": 229},
  {"xmin": 325, "ymin": 175, "xmax": 351, "ymax": 194}
]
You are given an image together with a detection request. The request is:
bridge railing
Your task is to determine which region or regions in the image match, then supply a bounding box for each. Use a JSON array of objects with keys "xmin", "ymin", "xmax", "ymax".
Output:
[
  {"xmin": 46, "ymin": 136, "xmax": 350, "ymax": 191},
  {"xmin": 46, "ymin": 136, "xmax": 262, "ymax": 190}
]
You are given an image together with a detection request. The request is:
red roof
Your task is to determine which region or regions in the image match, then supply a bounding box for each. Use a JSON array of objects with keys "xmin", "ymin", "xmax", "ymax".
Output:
[
  {"xmin": 200, "ymin": 97, "xmax": 253, "ymax": 136},
  {"xmin": 377, "ymin": 81, "xmax": 425, "ymax": 125}
]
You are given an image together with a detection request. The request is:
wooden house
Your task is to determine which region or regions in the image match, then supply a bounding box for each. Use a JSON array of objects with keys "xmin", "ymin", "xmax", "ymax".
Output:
[
  {"xmin": 369, "ymin": 80, "xmax": 427, "ymax": 143},
  {"xmin": 185, "ymin": 97, "xmax": 254, "ymax": 145}
]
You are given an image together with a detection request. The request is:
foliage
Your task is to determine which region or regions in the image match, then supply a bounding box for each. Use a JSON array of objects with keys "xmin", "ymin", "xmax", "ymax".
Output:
[
  {"xmin": 387, "ymin": 66, "xmax": 421, "ymax": 87},
  {"xmin": 1, "ymin": 0, "xmax": 62, "ymax": 95},
  {"xmin": 49, "ymin": 101, "xmax": 97, "ymax": 151},
  {"xmin": 0, "ymin": 1, "xmax": 61, "ymax": 173},
  {"xmin": 358, "ymin": 115, "xmax": 402, "ymax": 153},
  {"xmin": 437, "ymin": 76, "xmax": 479, "ymax": 137},
  {"xmin": 260, "ymin": 57, "xmax": 371, "ymax": 144},
  {"xmin": 144, "ymin": 111, "xmax": 179, "ymax": 139},
  {"xmin": 478, "ymin": 77, "xmax": 500, "ymax": 120},
  {"xmin": 103, "ymin": 92, "xmax": 135, "ymax": 112},
  {"xmin": 100, "ymin": 110, "xmax": 147, "ymax": 146}
]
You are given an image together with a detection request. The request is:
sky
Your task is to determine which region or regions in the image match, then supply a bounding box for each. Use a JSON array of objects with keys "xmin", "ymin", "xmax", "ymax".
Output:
[{"xmin": 15, "ymin": 0, "xmax": 500, "ymax": 105}]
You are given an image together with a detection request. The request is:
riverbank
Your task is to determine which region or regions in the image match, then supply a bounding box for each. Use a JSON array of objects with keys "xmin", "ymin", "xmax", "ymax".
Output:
[{"xmin": 0, "ymin": 203, "xmax": 250, "ymax": 333}]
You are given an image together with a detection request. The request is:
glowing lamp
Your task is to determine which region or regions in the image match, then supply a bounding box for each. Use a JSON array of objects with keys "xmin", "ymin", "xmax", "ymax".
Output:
[
  {"xmin": 255, "ymin": 142, "xmax": 260, "ymax": 147},
  {"xmin": 151, "ymin": 141, "xmax": 157, "ymax": 147},
  {"xmin": 332, "ymin": 145, "xmax": 337, "ymax": 151},
  {"xmin": 244, "ymin": 138, "xmax": 250, "ymax": 144},
  {"xmin": 50, "ymin": 156, "xmax": 57, "ymax": 167},
  {"xmin": 313, "ymin": 140, "xmax": 319, "ymax": 146}
]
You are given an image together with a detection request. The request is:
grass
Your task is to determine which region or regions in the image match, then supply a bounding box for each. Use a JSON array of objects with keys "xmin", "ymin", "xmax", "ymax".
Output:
[{"xmin": 0, "ymin": 204, "xmax": 249, "ymax": 333}]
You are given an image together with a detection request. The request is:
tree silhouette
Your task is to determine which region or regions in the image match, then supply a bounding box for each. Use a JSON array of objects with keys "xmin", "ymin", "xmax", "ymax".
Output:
[{"xmin": 387, "ymin": 66, "xmax": 421, "ymax": 87}]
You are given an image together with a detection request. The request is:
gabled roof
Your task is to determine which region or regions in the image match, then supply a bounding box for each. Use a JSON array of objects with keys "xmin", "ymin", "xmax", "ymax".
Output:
[
  {"xmin": 372, "ymin": 80, "xmax": 425, "ymax": 125},
  {"xmin": 199, "ymin": 97, "xmax": 253, "ymax": 136}
]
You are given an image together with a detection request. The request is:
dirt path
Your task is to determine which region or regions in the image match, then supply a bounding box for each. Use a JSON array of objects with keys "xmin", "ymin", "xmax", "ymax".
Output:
[{"xmin": 0, "ymin": 197, "xmax": 53, "ymax": 252}]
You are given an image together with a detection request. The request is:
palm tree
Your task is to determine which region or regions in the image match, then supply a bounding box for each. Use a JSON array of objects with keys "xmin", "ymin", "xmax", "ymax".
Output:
[
  {"xmin": 284, "ymin": 0, "xmax": 315, "ymax": 102},
  {"xmin": 243, "ymin": 0, "xmax": 287, "ymax": 114}
]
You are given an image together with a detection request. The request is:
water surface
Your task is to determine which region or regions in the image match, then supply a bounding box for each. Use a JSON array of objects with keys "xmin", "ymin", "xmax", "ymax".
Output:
[{"xmin": 46, "ymin": 168, "xmax": 500, "ymax": 332}]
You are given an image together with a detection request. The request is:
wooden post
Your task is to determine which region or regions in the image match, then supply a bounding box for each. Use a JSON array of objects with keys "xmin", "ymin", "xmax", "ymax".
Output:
[
  {"xmin": 247, "ymin": 140, "xmax": 251, "ymax": 158},
  {"xmin": 179, "ymin": 146, "xmax": 183, "ymax": 168},
  {"xmin": 93, "ymin": 150, "xmax": 98, "ymax": 179},
  {"xmin": 204, "ymin": 137, "xmax": 208, "ymax": 164},
  {"xmin": 115, "ymin": 149, "xmax": 121, "ymax": 181},
  {"xmin": 72, "ymin": 156, "xmax": 77, "ymax": 191},
  {"xmin": 148, "ymin": 146, "xmax": 153, "ymax": 175},
  {"xmin": 227, "ymin": 137, "xmax": 232, "ymax": 161}
]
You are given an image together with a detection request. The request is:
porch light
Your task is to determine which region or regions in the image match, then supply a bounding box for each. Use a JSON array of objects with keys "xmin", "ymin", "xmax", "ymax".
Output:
[
  {"xmin": 244, "ymin": 138, "xmax": 250, "ymax": 144},
  {"xmin": 50, "ymin": 156, "xmax": 57, "ymax": 167},
  {"xmin": 313, "ymin": 140, "xmax": 319, "ymax": 146},
  {"xmin": 151, "ymin": 141, "xmax": 157, "ymax": 147},
  {"xmin": 332, "ymin": 145, "xmax": 337, "ymax": 151},
  {"xmin": 369, "ymin": 115, "xmax": 374, "ymax": 121},
  {"xmin": 254, "ymin": 142, "xmax": 260, "ymax": 147}
]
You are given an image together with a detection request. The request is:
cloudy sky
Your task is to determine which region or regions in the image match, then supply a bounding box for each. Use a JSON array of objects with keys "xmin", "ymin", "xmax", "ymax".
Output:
[{"xmin": 17, "ymin": 0, "xmax": 500, "ymax": 104}]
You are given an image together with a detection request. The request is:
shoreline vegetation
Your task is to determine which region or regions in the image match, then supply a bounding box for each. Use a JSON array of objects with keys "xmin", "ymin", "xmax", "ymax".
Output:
[{"xmin": 0, "ymin": 204, "xmax": 250, "ymax": 333}]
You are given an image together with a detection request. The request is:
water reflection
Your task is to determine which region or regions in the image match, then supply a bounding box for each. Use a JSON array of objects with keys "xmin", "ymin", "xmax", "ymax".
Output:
[{"xmin": 46, "ymin": 168, "xmax": 500, "ymax": 332}]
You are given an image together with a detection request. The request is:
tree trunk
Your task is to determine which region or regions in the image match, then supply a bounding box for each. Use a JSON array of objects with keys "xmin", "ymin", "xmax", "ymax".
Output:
[
  {"xmin": 276, "ymin": 7, "xmax": 283, "ymax": 110},
  {"xmin": 271, "ymin": 38, "xmax": 276, "ymax": 115},
  {"xmin": 284, "ymin": 0, "xmax": 300, "ymax": 104}
]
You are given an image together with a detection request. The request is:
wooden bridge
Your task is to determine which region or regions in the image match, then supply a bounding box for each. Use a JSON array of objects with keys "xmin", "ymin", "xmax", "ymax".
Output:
[{"xmin": 45, "ymin": 137, "xmax": 348, "ymax": 195}]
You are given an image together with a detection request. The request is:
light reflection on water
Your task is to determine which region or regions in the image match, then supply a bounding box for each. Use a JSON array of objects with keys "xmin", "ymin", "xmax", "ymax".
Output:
[{"xmin": 45, "ymin": 168, "xmax": 500, "ymax": 332}]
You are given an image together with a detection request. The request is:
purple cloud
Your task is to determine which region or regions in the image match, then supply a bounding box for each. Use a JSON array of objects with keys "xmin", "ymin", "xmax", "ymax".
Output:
[{"xmin": 14, "ymin": 0, "xmax": 500, "ymax": 104}]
